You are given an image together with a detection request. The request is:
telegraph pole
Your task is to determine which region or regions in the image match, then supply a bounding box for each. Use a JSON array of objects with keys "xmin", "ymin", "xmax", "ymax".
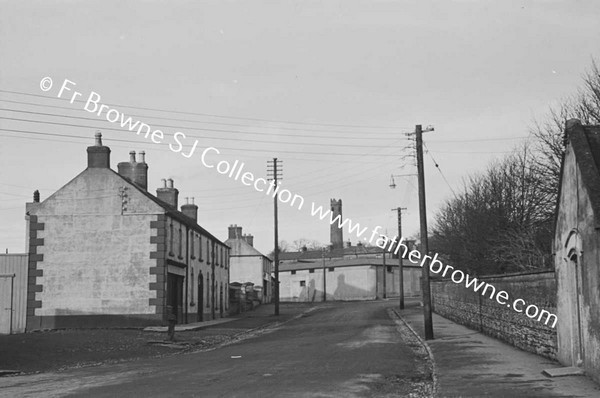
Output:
[
  {"xmin": 415, "ymin": 124, "xmax": 434, "ymax": 340},
  {"xmin": 267, "ymin": 158, "xmax": 282, "ymax": 316},
  {"xmin": 392, "ymin": 207, "xmax": 407, "ymax": 309},
  {"xmin": 322, "ymin": 248, "xmax": 326, "ymax": 302},
  {"xmin": 382, "ymin": 249, "xmax": 386, "ymax": 299}
]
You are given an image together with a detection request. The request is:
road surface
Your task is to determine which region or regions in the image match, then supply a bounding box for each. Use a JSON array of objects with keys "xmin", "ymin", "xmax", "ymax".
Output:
[{"xmin": 0, "ymin": 301, "xmax": 427, "ymax": 397}]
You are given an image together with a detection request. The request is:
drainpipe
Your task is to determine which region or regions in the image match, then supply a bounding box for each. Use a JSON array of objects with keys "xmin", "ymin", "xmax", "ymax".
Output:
[{"xmin": 185, "ymin": 226, "xmax": 189, "ymax": 324}]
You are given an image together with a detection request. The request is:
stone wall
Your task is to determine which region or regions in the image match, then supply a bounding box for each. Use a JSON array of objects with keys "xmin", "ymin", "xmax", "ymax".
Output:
[{"xmin": 431, "ymin": 270, "xmax": 557, "ymax": 359}]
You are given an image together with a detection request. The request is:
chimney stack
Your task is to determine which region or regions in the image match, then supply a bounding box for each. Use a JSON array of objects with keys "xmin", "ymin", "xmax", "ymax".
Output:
[
  {"xmin": 134, "ymin": 151, "xmax": 148, "ymax": 190},
  {"xmin": 33, "ymin": 190, "xmax": 40, "ymax": 203},
  {"xmin": 181, "ymin": 197, "xmax": 198, "ymax": 222},
  {"xmin": 156, "ymin": 178, "xmax": 179, "ymax": 208},
  {"xmin": 228, "ymin": 224, "xmax": 243, "ymax": 239},
  {"xmin": 117, "ymin": 150, "xmax": 149, "ymax": 191},
  {"xmin": 87, "ymin": 131, "xmax": 111, "ymax": 168},
  {"xmin": 242, "ymin": 234, "xmax": 254, "ymax": 247}
]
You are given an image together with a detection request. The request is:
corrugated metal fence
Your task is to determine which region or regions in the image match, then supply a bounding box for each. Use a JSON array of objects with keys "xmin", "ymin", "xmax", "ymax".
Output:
[{"xmin": 0, "ymin": 254, "xmax": 28, "ymax": 334}]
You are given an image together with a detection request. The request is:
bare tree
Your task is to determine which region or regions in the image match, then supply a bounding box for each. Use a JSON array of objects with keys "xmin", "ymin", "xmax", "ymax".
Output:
[{"xmin": 432, "ymin": 60, "xmax": 600, "ymax": 276}]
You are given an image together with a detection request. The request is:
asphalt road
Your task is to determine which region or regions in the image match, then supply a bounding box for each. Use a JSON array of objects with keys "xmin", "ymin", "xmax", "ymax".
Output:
[{"xmin": 0, "ymin": 301, "xmax": 425, "ymax": 398}]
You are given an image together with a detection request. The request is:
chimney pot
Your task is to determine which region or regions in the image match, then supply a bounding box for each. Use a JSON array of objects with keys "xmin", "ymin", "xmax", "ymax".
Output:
[
  {"xmin": 33, "ymin": 190, "xmax": 40, "ymax": 203},
  {"xmin": 94, "ymin": 131, "xmax": 103, "ymax": 146},
  {"xmin": 138, "ymin": 151, "xmax": 146, "ymax": 163},
  {"xmin": 87, "ymin": 131, "xmax": 111, "ymax": 168},
  {"xmin": 167, "ymin": 178, "xmax": 174, "ymax": 189},
  {"xmin": 161, "ymin": 178, "xmax": 167, "ymax": 188},
  {"xmin": 129, "ymin": 151, "xmax": 136, "ymax": 162}
]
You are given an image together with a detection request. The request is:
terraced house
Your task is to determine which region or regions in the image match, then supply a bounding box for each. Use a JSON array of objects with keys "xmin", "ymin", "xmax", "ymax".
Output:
[{"xmin": 24, "ymin": 132, "xmax": 229, "ymax": 331}]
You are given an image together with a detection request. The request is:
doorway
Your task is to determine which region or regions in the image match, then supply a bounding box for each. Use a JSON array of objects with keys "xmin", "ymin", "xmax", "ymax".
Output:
[
  {"xmin": 569, "ymin": 251, "xmax": 585, "ymax": 367},
  {"xmin": 167, "ymin": 273, "xmax": 184, "ymax": 324},
  {"xmin": 197, "ymin": 272, "xmax": 204, "ymax": 322}
]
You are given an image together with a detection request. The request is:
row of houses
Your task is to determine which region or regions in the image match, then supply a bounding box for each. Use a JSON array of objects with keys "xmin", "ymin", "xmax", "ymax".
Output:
[
  {"xmin": 2, "ymin": 132, "xmax": 414, "ymax": 334},
  {"xmin": 0, "ymin": 133, "xmax": 276, "ymax": 333}
]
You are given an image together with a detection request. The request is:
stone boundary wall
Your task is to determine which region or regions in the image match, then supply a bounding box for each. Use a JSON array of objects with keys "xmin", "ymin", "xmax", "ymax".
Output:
[{"xmin": 431, "ymin": 270, "xmax": 557, "ymax": 359}]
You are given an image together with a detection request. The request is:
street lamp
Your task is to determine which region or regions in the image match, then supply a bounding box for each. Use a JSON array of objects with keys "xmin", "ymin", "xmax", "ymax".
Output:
[{"xmin": 389, "ymin": 174, "xmax": 417, "ymax": 189}]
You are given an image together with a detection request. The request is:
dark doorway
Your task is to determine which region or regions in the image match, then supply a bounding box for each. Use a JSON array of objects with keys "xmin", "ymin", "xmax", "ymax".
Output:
[
  {"xmin": 167, "ymin": 273, "xmax": 184, "ymax": 323},
  {"xmin": 219, "ymin": 284, "xmax": 224, "ymax": 318},
  {"xmin": 198, "ymin": 272, "xmax": 204, "ymax": 322}
]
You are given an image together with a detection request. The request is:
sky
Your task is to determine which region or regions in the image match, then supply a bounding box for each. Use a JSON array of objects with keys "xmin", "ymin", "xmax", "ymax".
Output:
[{"xmin": 1, "ymin": 0, "xmax": 599, "ymax": 255}]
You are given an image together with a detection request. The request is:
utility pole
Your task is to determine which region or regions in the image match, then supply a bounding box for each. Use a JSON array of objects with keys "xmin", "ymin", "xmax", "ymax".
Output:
[
  {"xmin": 392, "ymin": 207, "xmax": 407, "ymax": 309},
  {"xmin": 267, "ymin": 158, "xmax": 282, "ymax": 316},
  {"xmin": 382, "ymin": 249, "xmax": 386, "ymax": 299},
  {"xmin": 415, "ymin": 124, "xmax": 434, "ymax": 340},
  {"xmin": 322, "ymin": 248, "xmax": 326, "ymax": 302}
]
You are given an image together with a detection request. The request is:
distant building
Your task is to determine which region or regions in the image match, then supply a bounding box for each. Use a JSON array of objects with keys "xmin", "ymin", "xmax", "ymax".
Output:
[
  {"xmin": 24, "ymin": 133, "xmax": 229, "ymax": 331},
  {"xmin": 554, "ymin": 119, "xmax": 600, "ymax": 383},
  {"xmin": 278, "ymin": 198, "xmax": 420, "ymax": 302},
  {"xmin": 279, "ymin": 257, "xmax": 421, "ymax": 302},
  {"xmin": 225, "ymin": 225, "xmax": 273, "ymax": 303}
]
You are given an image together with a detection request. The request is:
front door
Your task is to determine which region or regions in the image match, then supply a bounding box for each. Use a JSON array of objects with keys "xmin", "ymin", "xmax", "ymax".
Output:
[
  {"xmin": 167, "ymin": 273, "xmax": 184, "ymax": 324},
  {"xmin": 198, "ymin": 273, "xmax": 204, "ymax": 322}
]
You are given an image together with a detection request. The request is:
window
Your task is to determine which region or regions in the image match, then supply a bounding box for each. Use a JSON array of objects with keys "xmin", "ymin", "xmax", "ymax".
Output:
[
  {"xmin": 299, "ymin": 281, "xmax": 305, "ymax": 287},
  {"xmin": 206, "ymin": 273, "xmax": 210, "ymax": 308},
  {"xmin": 169, "ymin": 222, "xmax": 174, "ymax": 256},
  {"xmin": 309, "ymin": 269, "xmax": 315, "ymax": 274},
  {"xmin": 328, "ymin": 267, "xmax": 335, "ymax": 272},
  {"xmin": 178, "ymin": 227, "xmax": 183, "ymax": 259},
  {"xmin": 387, "ymin": 266, "xmax": 392, "ymax": 273},
  {"xmin": 206, "ymin": 241, "xmax": 210, "ymax": 264},
  {"xmin": 291, "ymin": 270, "xmax": 296, "ymax": 275},
  {"xmin": 220, "ymin": 247, "xmax": 224, "ymax": 268},
  {"xmin": 190, "ymin": 233, "xmax": 195, "ymax": 259},
  {"xmin": 199, "ymin": 235, "xmax": 203, "ymax": 261}
]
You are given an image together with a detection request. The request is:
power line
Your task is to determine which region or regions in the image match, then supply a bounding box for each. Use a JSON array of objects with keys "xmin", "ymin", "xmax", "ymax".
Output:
[
  {"xmin": 0, "ymin": 88, "xmax": 407, "ymax": 130},
  {"xmin": 423, "ymin": 142, "xmax": 458, "ymax": 197},
  {"xmin": 0, "ymin": 124, "xmax": 401, "ymax": 157},
  {"xmin": 0, "ymin": 108, "xmax": 400, "ymax": 148},
  {"xmin": 0, "ymin": 98, "xmax": 400, "ymax": 138}
]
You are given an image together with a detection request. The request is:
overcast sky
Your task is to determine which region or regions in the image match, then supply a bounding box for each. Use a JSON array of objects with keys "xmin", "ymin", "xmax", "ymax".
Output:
[{"xmin": 1, "ymin": 0, "xmax": 599, "ymax": 255}]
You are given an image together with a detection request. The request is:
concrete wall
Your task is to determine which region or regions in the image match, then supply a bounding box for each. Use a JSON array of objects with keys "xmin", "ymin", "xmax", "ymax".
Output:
[
  {"xmin": 554, "ymin": 143, "xmax": 600, "ymax": 384},
  {"xmin": 431, "ymin": 270, "xmax": 557, "ymax": 360},
  {"xmin": 229, "ymin": 256, "xmax": 271, "ymax": 303},
  {"xmin": 279, "ymin": 265, "xmax": 422, "ymax": 302},
  {"xmin": 0, "ymin": 254, "xmax": 28, "ymax": 334},
  {"xmin": 28, "ymin": 168, "xmax": 163, "ymax": 330},
  {"xmin": 374, "ymin": 265, "xmax": 421, "ymax": 299},
  {"xmin": 230, "ymin": 256, "xmax": 262, "ymax": 286}
]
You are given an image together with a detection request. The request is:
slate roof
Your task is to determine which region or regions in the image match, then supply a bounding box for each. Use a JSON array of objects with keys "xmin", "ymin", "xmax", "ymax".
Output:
[
  {"xmin": 112, "ymin": 169, "xmax": 228, "ymax": 246},
  {"xmin": 279, "ymin": 257, "xmax": 419, "ymax": 272},
  {"xmin": 278, "ymin": 245, "xmax": 386, "ymax": 261},
  {"xmin": 560, "ymin": 119, "xmax": 600, "ymax": 228},
  {"xmin": 225, "ymin": 237, "xmax": 270, "ymax": 259}
]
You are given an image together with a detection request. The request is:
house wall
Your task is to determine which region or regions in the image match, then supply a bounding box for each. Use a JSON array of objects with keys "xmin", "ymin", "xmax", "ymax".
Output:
[
  {"xmin": 554, "ymin": 143, "xmax": 600, "ymax": 383},
  {"xmin": 431, "ymin": 270, "xmax": 557, "ymax": 360},
  {"xmin": 230, "ymin": 256, "xmax": 262, "ymax": 286},
  {"xmin": 0, "ymin": 254, "xmax": 28, "ymax": 334},
  {"xmin": 280, "ymin": 265, "xmax": 421, "ymax": 302},
  {"xmin": 28, "ymin": 168, "xmax": 164, "ymax": 330},
  {"xmin": 375, "ymin": 265, "xmax": 422, "ymax": 298},
  {"xmin": 184, "ymin": 232, "xmax": 229, "ymax": 323}
]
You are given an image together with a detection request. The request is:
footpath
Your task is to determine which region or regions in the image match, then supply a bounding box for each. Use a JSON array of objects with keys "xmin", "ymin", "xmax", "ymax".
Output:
[
  {"xmin": 0, "ymin": 302, "xmax": 314, "ymax": 376},
  {"xmin": 397, "ymin": 303, "xmax": 600, "ymax": 397}
]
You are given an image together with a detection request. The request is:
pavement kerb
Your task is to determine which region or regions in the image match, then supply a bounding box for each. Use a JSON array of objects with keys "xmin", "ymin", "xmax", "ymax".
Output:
[
  {"xmin": 182, "ymin": 305, "xmax": 321, "ymax": 354},
  {"xmin": 231, "ymin": 305, "xmax": 320, "ymax": 336},
  {"xmin": 391, "ymin": 308, "xmax": 438, "ymax": 398}
]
